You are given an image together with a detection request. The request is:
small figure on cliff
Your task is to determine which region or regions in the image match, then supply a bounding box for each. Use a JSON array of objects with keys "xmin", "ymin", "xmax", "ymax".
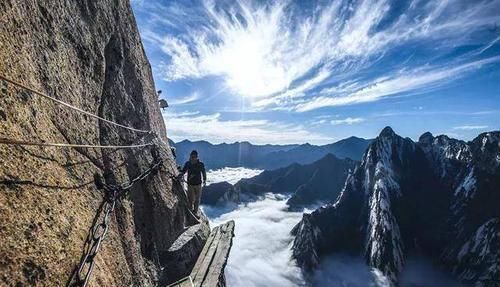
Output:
[
  {"xmin": 180, "ymin": 150, "xmax": 207, "ymax": 215},
  {"xmin": 157, "ymin": 90, "xmax": 168, "ymax": 110}
]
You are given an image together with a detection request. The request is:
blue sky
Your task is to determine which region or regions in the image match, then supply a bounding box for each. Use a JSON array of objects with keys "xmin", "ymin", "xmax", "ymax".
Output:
[{"xmin": 131, "ymin": 0, "xmax": 500, "ymax": 144}]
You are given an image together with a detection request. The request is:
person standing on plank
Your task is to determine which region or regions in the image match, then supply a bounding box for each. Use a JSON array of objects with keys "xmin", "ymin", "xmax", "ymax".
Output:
[{"xmin": 180, "ymin": 150, "xmax": 206, "ymax": 214}]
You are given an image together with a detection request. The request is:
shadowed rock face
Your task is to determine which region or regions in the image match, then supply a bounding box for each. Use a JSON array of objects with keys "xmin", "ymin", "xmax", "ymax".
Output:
[
  {"xmin": 292, "ymin": 127, "xmax": 500, "ymax": 286},
  {"xmin": 201, "ymin": 181, "xmax": 239, "ymax": 205},
  {"xmin": 161, "ymin": 216, "xmax": 211, "ymax": 284},
  {"xmin": 286, "ymin": 154, "xmax": 356, "ymax": 209},
  {"xmin": 0, "ymin": 1, "xmax": 207, "ymax": 286}
]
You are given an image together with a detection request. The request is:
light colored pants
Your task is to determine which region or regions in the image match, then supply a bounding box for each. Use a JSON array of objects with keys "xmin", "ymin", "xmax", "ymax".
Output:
[{"xmin": 187, "ymin": 184, "xmax": 202, "ymax": 213}]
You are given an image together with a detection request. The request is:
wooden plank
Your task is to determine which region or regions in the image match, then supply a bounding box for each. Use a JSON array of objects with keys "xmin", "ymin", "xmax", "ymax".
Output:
[
  {"xmin": 192, "ymin": 226, "xmax": 222, "ymax": 286},
  {"xmin": 190, "ymin": 225, "xmax": 219, "ymax": 277},
  {"xmin": 165, "ymin": 221, "xmax": 235, "ymax": 287},
  {"xmin": 202, "ymin": 221, "xmax": 235, "ymax": 287},
  {"xmin": 166, "ymin": 275, "xmax": 194, "ymax": 287}
]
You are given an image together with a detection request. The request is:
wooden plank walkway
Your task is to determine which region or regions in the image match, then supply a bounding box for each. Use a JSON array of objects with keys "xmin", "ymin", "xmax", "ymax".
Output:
[
  {"xmin": 166, "ymin": 276, "xmax": 194, "ymax": 287},
  {"xmin": 167, "ymin": 220, "xmax": 235, "ymax": 287}
]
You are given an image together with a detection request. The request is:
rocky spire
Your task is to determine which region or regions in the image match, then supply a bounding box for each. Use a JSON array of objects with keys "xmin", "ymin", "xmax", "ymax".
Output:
[
  {"xmin": 379, "ymin": 126, "xmax": 397, "ymax": 138},
  {"xmin": 292, "ymin": 128, "xmax": 500, "ymax": 286}
]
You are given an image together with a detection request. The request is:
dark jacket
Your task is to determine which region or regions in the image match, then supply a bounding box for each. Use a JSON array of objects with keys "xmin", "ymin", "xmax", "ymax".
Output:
[{"xmin": 181, "ymin": 160, "xmax": 207, "ymax": 185}]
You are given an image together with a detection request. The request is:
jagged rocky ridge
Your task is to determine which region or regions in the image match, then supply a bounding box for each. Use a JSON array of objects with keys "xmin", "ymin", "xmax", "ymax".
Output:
[
  {"xmin": 292, "ymin": 127, "xmax": 500, "ymax": 286},
  {"xmin": 201, "ymin": 181, "xmax": 239, "ymax": 205},
  {"xmin": 201, "ymin": 154, "xmax": 356, "ymax": 208},
  {"xmin": 0, "ymin": 1, "xmax": 207, "ymax": 286}
]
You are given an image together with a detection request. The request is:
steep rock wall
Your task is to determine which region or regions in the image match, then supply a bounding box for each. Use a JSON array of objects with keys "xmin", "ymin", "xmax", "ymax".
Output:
[
  {"xmin": 292, "ymin": 128, "xmax": 500, "ymax": 286},
  {"xmin": 0, "ymin": 1, "xmax": 203, "ymax": 286}
]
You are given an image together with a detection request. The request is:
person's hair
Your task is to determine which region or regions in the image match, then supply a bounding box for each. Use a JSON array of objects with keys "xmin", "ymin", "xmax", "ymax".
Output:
[{"xmin": 190, "ymin": 150, "xmax": 198, "ymax": 157}]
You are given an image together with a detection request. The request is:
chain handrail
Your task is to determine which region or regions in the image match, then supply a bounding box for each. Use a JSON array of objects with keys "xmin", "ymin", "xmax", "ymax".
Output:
[
  {"xmin": 0, "ymin": 73, "xmax": 201, "ymax": 286},
  {"xmin": 66, "ymin": 158, "xmax": 163, "ymax": 287}
]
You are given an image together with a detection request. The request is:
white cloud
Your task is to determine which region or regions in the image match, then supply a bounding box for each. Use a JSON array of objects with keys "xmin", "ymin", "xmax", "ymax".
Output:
[
  {"xmin": 374, "ymin": 110, "xmax": 499, "ymax": 117},
  {"xmin": 160, "ymin": 37, "xmax": 202, "ymax": 80},
  {"xmin": 453, "ymin": 125, "xmax": 489, "ymax": 130},
  {"xmin": 204, "ymin": 192, "xmax": 306, "ymax": 287},
  {"xmin": 156, "ymin": 0, "xmax": 387, "ymax": 98},
  {"xmin": 295, "ymin": 56, "xmax": 500, "ymax": 112},
  {"xmin": 143, "ymin": 0, "xmax": 500, "ymax": 105},
  {"xmin": 476, "ymin": 35, "xmax": 500, "ymax": 55},
  {"xmin": 331, "ymin": 117, "xmax": 366, "ymax": 125},
  {"xmin": 167, "ymin": 110, "xmax": 200, "ymax": 117},
  {"xmin": 169, "ymin": 91, "xmax": 201, "ymax": 105},
  {"xmin": 311, "ymin": 119, "xmax": 328, "ymax": 125},
  {"xmin": 205, "ymin": 167, "xmax": 263, "ymax": 185},
  {"xmin": 163, "ymin": 111, "xmax": 331, "ymax": 144},
  {"xmin": 253, "ymin": 68, "xmax": 332, "ymax": 108}
]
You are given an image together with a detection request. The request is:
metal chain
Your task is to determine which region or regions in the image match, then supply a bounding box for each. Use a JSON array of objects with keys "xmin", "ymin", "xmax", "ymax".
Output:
[
  {"xmin": 66, "ymin": 136, "xmax": 198, "ymax": 287},
  {"xmin": 120, "ymin": 159, "xmax": 163, "ymax": 191},
  {"xmin": 0, "ymin": 81, "xmax": 176, "ymax": 287},
  {"xmin": 66, "ymin": 193, "xmax": 117, "ymax": 287},
  {"xmin": 66, "ymin": 159, "xmax": 163, "ymax": 287}
]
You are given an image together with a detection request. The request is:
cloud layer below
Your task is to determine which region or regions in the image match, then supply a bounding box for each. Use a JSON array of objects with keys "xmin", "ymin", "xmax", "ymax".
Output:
[{"xmin": 202, "ymin": 168, "xmax": 465, "ymax": 287}]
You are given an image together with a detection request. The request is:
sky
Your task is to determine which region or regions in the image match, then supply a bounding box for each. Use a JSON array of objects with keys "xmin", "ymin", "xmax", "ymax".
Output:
[{"xmin": 131, "ymin": 0, "xmax": 500, "ymax": 144}]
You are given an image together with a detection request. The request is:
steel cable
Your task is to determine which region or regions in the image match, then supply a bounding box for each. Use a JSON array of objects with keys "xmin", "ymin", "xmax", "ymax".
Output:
[
  {"xmin": 0, "ymin": 137, "xmax": 154, "ymax": 149},
  {"xmin": 0, "ymin": 74, "xmax": 150, "ymax": 133}
]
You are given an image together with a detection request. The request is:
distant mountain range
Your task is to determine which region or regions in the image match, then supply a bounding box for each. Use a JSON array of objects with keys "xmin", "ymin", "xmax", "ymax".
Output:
[
  {"xmin": 292, "ymin": 127, "xmax": 500, "ymax": 286},
  {"xmin": 200, "ymin": 153, "xmax": 356, "ymax": 209},
  {"xmin": 170, "ymin": 136, "xmax": 371, "ymax": 170}
]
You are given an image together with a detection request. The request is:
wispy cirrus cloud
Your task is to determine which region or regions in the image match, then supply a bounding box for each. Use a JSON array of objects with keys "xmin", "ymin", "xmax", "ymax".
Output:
[
  {"xmin": 169, "ymin": 110, "xmax": 201, "ymax": 117},
  {"xmin": 163, "ymin": 111, "xmax": 331, "ymax": 144},
  {"xmin": 295, "ymin": 56, "xmax": 500, "ymax": 112},
  {"xmin": 453, "ymin": 125, "xmax": 489, "ymax": 130},
  {"xmin": 331, "ymin": 117, "xmax": 366, "ymax": 125},
  {"xmin": 476, "ymin": 35, "xmax": 500, "ymax": 55},
  {"xmin": 169, "ymin": 91, "xmax": 201, "ymax": 105},
  {"xmin": 136, "ymin": 0, "xmax": 500, "ymax": 108}
]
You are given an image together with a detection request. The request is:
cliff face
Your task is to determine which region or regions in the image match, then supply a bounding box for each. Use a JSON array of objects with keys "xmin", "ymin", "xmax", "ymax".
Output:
[
  {"xmin": 0, "ymin": 1, "xmax": 205, "ymax": 286},
  {"xmin": 286, "ymin": 154, "xmax": 356, "ymax": 208},
  {"xmin": 292, "ymin": 127, "xmax": 500, "ymax": 286}
]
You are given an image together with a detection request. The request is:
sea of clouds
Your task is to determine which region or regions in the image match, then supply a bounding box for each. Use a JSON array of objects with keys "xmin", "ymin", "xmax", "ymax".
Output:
[
  {"xmin": 204, "ymin": 193, "xmax": 306, "ymax": 287},
  {"xmin": 202, "ymin": 168, "xmax": 466, "ymax": 287},
  {"xmin": 205, "ymin": 167, "xmax": 263, "ymax": 185}
]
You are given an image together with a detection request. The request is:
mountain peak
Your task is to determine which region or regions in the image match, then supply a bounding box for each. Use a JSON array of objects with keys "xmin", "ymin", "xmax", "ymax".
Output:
[
  {"xmin": 418, "ymin": 131, "xmax": 434, "ymax": 144},
  {"xmin": 474, "ymin": 131, "xmax": 500, "ymax": 144},
  {"xmin": 344, "ymin": 136, "xmax": 363, "ymax": 141},
  {"xmin": 319, "ymin": 153, "xmax": 340, "ymax": 162},
  {"xmin": 379, "ymin": 126, "xmax": 396, "ymax": 138}
]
